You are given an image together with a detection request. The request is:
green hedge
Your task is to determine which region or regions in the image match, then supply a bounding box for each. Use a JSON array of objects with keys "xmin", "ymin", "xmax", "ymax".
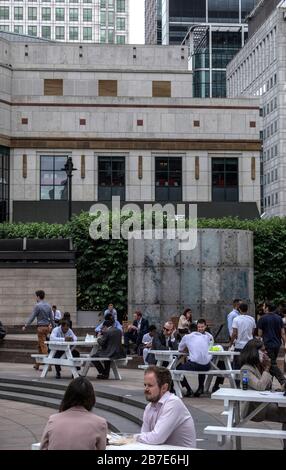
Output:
[{"xmin": 0, "ymin": 214, "xmax": 285, "ymax": 313}]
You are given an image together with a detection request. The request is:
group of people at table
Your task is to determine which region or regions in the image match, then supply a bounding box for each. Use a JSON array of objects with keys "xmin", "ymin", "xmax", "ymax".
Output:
[{"xmin": 24, "ymin": 291, "xmax": 286, "ymax": 449}]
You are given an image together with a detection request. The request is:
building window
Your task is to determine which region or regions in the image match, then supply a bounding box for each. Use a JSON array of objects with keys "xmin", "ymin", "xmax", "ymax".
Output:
[
  {"xmin": 116, "ymin": 17, "xmax": 125, "ymax": 30},
  {"xmin": 0, "ymin": 7, "xmax": 9, "ymax": 20},
  {"xmin": 108, "ymin": 29, "xmax": 114, "ymax": 42},
  {"xmin": 116, "ymin": 35, "xmax": 125, "ymax": 44},
  {"xmin": 69, "ymin": 26, "xmax": 78, "ymax": 40},
  {"xmin": 212, "ymin": 158, "xmax": 238, "ymax": 202},
  {"xmin": 28, "ymin": 7, "xmax": 37, "ymax": 20},
  {"xmin": 83, "ymin": 27, "xmax": 92, "ymax": 40},
  {"xmin": 55, "ymin": 8, "xmax": 64, "ymax": 21},
  {"xmin": 83, "ymin": 8, "xmax": 92, "ymax": 21},
  {"xmin": 42, "ymin": 26, "xmax": 51, "ymax": 39},
  {"xmin": 100, "ymin": 11, "xmax": 106, "ymax": 25},
  {"xmin": 152, "ymin": 81, "xmax": 171, "ymax": 98},
  {"xmin": 100, "ymin": 29, "xmax": 106, "ymax": 42},
  {"xmin": 108, "ymin": 11, "xmax": 114, "ymax": 25},
  {"xmin": 100, "ymin": 0, "xmax": 106, "ymax": 7},
  {"xmin": 40, "ymin": 155, "xmax": 68, "ymax": 200},
  {"xmin": 42, "ymin": 7, "xmax": 51, "ymax": 21},
  {"xmin": 28, "ymin": 25, "xmax": 37, "ymax": 36},
  {"xmin": 14, "ymin": 25, "xmax": 23, "ymax": 34},
  {"xmin": 0, "ymin": 25, "xmax": 10, "ymax": 32},
  {"xmin": 14, "ymin": 7, "xmax": 23, "ymax": 20},
  {"xmin": 44, "ymin": 78, "xmax": 63, "ymax": 96},
  {"xmin": 116, "ymin": 0, "xmax": 125, "ymax": 13},
  {"xmin": 69, "ymin": 8, "xmax": 78, "ymax": 21},
  {"xmin": 155, "ymin": 157, "xmax": 182, "ymax": 201},
  {"xmin": 55, "ymin": 26, "xmax": 65, "ymax": 40},
  {"xmin": 108, "ymin": 0, "xmax": 115, "ymax": 8},
  {"xmin": 98, "ymin": 156, "xmax": 125, "ymax": 201},
  {"xmin": 98, "ymin": 79, "xmax": 117, "ymax": 96}
]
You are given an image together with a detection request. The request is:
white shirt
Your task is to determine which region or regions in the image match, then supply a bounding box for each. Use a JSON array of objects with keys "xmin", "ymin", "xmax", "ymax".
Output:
[
  {"xmin": 178, "ymin": 331, "xmax": 213, "ymax": 365},
  {"xmin": 227, "ymin": 309, "xmax": 239, "ymax": 336},
  {"xmin": 53, "ymin": 309, "xmax": 62, "ymax": 321},
  {"xmin": 50, "ymin": 326, "xmax": 77, "ymax": 342},
  {"xmin": 136, "ymin": 392, "xmax": 196, "ymax": 448},
  {"xmin": 232, "ymin": 314, "xmax": 256, "ymax": 349},
  {"xmin": 142, "ymin": 333, "xmax": 152, "ymax": 344}
]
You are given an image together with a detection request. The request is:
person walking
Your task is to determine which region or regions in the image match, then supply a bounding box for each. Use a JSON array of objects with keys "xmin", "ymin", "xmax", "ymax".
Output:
[{"xmin": 22, "ymin": 290, "xmax": 54, "ymax": 370}]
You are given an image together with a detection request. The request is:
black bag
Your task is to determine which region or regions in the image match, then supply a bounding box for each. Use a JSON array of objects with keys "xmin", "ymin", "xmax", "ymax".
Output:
[{"xmin": 0, "ymin": 321, "xmax": 6, "ymax": 339}]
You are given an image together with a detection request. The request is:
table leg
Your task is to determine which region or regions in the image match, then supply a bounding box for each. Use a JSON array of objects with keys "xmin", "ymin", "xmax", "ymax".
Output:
[
  {"xmin": 205, "ymin": 356, "xmax": 219, "ymax": 392},
  {"xmin": 40, "ymin": 349, "xmax": 56, "ymax": 378},
  {"xmin": 110, "ymin": 361, "xmax": 121, "ymax": 380}
]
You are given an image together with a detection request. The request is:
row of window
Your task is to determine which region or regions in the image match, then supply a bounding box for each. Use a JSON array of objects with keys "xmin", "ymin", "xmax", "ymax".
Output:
[
  {"xmin": 262, "ymin": 96, "xmax": 278, "ymax": 118},
  {"xmin": 228, "ymin": 26, "xmax": 277, "ymax": 95},
  {"xmin": 264, "ymin": 193, "xmax": 279, "ymax": 208},
  {"xmin": 0, "ymin": 23, "xmax": 126, "ymax": 40},
  {"xmin": 0, "ymin": 0, "xmax": 125, "ymax": 8},
  {"xmin": 263, "ymin": 145, "xmax": 278, "ymax": 162},
  {"xmin": 263, "ymin": 120, "xmax": 278, "ymax": 141},
  {"xmin": 40, "ymin": 156, "xmax": 240, "ymax": 203},
  {"xmin": 263, "ymin": 169, "xmax": 278, "ymax": 185},
  {"xmin": 0, "ymin": 6, "xmax": 126, "ymax": 28}
]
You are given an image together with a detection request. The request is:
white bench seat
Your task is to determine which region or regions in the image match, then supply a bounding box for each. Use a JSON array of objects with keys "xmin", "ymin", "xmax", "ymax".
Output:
[
  {"xmin": 204, "ymin": 425, "xmax": 286, "ymax": 440},
  {"xmin": 171, "ymin": 369, "xmax": 240, "ymax": 398}
]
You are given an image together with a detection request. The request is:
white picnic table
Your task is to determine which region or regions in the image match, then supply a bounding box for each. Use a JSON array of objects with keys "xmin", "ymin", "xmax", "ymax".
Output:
[
  {"xmin": 31, "ymin": 442, "xmax": 198, "ymax": 450},
  {"xmin": 32, "ymin": 340, "xmax": 98, "ymax": 379},
  {"xmin": 205, "ymin": 387, "xmax": 286, "ymax": 449},
  {"xmin": 204, "ymin": 349, "xmax": 240, "ymax": 392},
  {"xmin": 148, "ymin": 350, "xmax": 187, "ymax": 369}
]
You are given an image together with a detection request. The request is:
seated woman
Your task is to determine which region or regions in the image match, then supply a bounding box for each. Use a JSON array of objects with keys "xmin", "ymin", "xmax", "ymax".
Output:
[
  {"xmin": 240, "ymin": 338, "xmax": 286, "ymax": 450},
  {"xmin": 178, "ymin": 308, "xmax": 193, "ymax": 337},
  {"xmin": 40, "ymin": 377, "xmax": 107, "ymax": 450}
]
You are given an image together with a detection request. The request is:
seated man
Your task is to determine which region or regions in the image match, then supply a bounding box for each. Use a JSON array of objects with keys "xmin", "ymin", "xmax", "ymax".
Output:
[
  {"xmin": 95, "ymin": 313, "xmax": 122, "ymax": 335},
  {"xmin": 177, "ymin": 318, "xmax": 213, "ymax": 397},
  {"xmin": 103, "ymin": 303, "xmax": 118, "ymax": 321},
  {"xmin": 146, "ymin": 320, "xmax": 179, "ymax": 365},
  {"xmin": 50, "ymin": 320, "xmax": 80, "ymax": 379},
  {"xmin": 135, "ymin": 366, "xmax": 196, "ymax": 447},
  {"xmin": 92, "ymin": 317, "xmax": 126, "ymax": 379},
  {"xmin": 141, "ymin": 325, "xmax": 157, "ymax": 364},
  {"xmin": 124, "ymin": 311, "xmax": 149, "ymax": 354}
]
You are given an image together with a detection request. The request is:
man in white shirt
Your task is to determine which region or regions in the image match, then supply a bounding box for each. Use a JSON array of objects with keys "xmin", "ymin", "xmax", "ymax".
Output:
[
  {"xmin": 135, "ymin": 366, "xmax": 196, "ymax": 448},
  {"xmin": 50, "ymin": 320, "xmax": 79, "ymax": 379},
  {"xmin": 229, "ymin": 302, "xmax": 256, "ymax": 384},
  {"xmin": 177, "ymin": 318, "xmax": 213, "ymax": 397},
  {"xmin": 52, "ymin": 305, "xmax": 62, "ymax": 325},
  {"xmin": 104, "ymin": 303, "xmax": 118, "ymax": 321},
  {"xmin": 227, "ymin": 299, "xmax": 241, "ymax": 338}
]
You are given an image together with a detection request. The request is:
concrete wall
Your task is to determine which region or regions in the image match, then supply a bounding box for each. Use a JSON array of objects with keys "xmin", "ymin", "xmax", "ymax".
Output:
[
  {"xmin": 128, "ymin": 229, "xmax": 254, "ymax": 341},
  {"xmin": 0, "ymin": 268, "xmax": 76, "ymax": 325}
]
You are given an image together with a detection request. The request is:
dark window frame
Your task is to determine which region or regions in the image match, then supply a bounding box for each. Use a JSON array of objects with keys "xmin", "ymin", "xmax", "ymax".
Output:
[
  {"xmin": 98, "ymin": 155, "xmax": 125, "ymax": 201},
  {"xmin": 155, "ymin": 156, "xmax": 182, "ymax": 202},
  {"xmin": 40, "ymin": 155, "xmax": 68, "ymax": 201},
  {"xmin": 212, "ymin": 157, "xmax": 239, "ymax": 202}
]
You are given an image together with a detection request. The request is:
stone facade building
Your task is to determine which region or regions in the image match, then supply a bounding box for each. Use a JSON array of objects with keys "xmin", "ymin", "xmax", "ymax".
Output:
[
  {"xmin": 0, "ymin": 35, "xmax": 261, "ymax": 223},
  {"xmin": 227, "ymin": 0, "xmax": 285, "ymax": 216}
]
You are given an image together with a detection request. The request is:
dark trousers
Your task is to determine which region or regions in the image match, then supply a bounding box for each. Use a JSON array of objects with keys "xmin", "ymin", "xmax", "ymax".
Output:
[
  {"xmin": 266, "ymin": 346, "xmax": 286, "ymax": 385},
  {"xmin": 124, "ymin": 331, "xmax": 138, "ymax": 352},
  {"xmin": 92, "ymin": 358, "xmax": 111, "ymax": 378},
  {"xmin": 54, "ymin": 349, "xmax": 80, "ymax": 374},
  {"xmin": 233, "ymin": 348, "xmax": 242, "ymax": 387},
  {"xmin": 178, "ymin": 360, "xmax": 211, "ymax": 391},
  {"xmin": 213, "ymin": 360, "xmax": 226, "ymax": 388}
]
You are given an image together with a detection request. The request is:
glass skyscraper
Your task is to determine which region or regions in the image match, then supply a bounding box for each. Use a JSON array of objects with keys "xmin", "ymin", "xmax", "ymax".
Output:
[{"xmin": 145, "ymin": 0, "xmax": 257, "ymax": 98}]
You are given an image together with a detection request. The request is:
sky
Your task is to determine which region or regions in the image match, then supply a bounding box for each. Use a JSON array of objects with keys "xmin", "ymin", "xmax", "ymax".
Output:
[{"xmin": 129, "ymin": 0, "xmax": 145, "ymax": 44}]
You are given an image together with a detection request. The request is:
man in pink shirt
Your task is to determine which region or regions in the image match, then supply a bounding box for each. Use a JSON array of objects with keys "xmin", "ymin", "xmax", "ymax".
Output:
[{"xmin": 136, "ymin": 366, "xmax": 196, "ymax": 448}]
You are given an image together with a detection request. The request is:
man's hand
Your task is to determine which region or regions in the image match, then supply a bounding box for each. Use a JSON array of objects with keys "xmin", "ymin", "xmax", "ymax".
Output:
[
  {"xmin": 22, "ymin": 326, "xmax": 26, "ymax": 331},
  {"xmin": 65, "ymin": 336, "xmax": 72, "ymax": 342}
]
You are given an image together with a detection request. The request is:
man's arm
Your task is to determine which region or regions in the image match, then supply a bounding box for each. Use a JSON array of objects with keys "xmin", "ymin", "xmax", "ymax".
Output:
[
  {"xmin": 258, "ymin": 328, "xmax": 263, "ymax": 338},
  {"xmin": 22, "ymin": 305, "xmax": 38, "ymax": 330},
  {"xmin": 229, "ymin": 328, "xmax": 238, "ymax": 348},
  {"xmin": 281, "ymin": 328, "xmax": 286, "ymax": 346},
  {"xmin": 50, "ymin": 328, "xmax": 63, "ymax": 342}
]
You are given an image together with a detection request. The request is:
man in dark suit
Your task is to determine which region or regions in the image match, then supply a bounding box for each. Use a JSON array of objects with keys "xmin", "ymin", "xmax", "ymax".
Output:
[
  {"xmin": 146, "ymin": 320, "xmax": 179, "ymax": 365},
  {"xmin": 124, "ymin": 311, "xmax": 149, "ymax": 354},
  {"xmin": 92, "ymin": 318, "xmax": 126, "ymax": 379}
]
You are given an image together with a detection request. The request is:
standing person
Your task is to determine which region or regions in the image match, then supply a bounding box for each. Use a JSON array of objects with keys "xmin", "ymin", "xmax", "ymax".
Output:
[
  {"xmin": 22, "ymin": 290, "xmax": 54, "ymax": 370},
  {"xmin": 258, "ymin": 302, "xmax": 286, "ymax": 387},
  {"xmin": 92, "ymin": 317, "xmax": 126, "ymax": 379},
  {"xmin": 104, "ymin": 303, "xmax": 118, "ymax": 321},
  {"xmin": 227, "ymin": 299, "xmax": 241, "ymax": 338},
  {"xmin": 50, "ymin": 320, "xmax": 80, "ymax": 379},
  {"xmin": 52, "ymin": 305, "xmax": 62, "ymax": 325},
  {"xmin": 229, "ymin": 302, "xmax": 256, "ymax": 384},
  {"xmin": 135, "ymin": 366, "xmax": 196, "ymax": 448},
  {"xmin": 177, "ymin": 318, "xmax": 213, "ymax": 397},
  {"xmin": 40, "ymin": 377, "xmax": 107, "ymax": 450},
  {"xmin": 239, "ymin": 339, "xmax": 286, "ymax": 449}
]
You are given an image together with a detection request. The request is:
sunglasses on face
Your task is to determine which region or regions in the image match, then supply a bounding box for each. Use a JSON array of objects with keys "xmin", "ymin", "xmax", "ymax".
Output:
[{"xmin": 163, "ymin": 327, "xmax": 171, "ymax": 331}]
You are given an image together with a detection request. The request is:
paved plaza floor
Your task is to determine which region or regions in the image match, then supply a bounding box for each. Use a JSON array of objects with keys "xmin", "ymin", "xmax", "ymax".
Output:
[{"xmin": 0, "ymin": 362, "xmax": 284, "ymax": 451}]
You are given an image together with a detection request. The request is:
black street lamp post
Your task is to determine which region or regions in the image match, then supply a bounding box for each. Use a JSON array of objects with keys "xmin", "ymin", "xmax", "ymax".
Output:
[{"xmin": 63, "ymin": 157, "xmax": 77, "ymax": 221}]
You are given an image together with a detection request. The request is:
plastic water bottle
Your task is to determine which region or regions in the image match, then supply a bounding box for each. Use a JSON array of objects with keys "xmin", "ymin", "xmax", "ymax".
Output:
[{"xmin": 242, "ymin": 370, "xmax": 248, "ymax": 390}]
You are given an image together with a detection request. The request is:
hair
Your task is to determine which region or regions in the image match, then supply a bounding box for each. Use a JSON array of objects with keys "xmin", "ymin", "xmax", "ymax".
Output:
[
  {"xmin": 103, "ymin": 319, "xmax": 113, "ymax": 328},
  {"xmin": 264, "ymin": 302, "xmax": 276, "ymax": 313},
  {"xmin": 144, "ymin": 366, "xmax": 172, "ymax": 390},
  {"xmin": 135, "ymin": 310, "xmax": 142, "ymax": 317},
  {"xmin": 233, "ymin": 298, "xmax": 241, "ymax": 305},
  {"xmin": 183, "ymin": 308, "xmax": 192, "ymax": 317},
  {"xmin": 63, "ymin": 312, "xmax": 71, "ymax": 319},
  {"xmin": 148, "ymin": 324, "xmax": 157, "ymax": 332},
  {"xmin": 104, "ymin": 313, "xmax": 115, "ymax": 324},
  {"xmin": 35, "ymin": 290, "xmax": 45, "ymax": 300},
  {"xmin": 59, "ymin": 377, "xmax": 95, "ymax": 412},
  {"xmin": 197, "ymin": 318, "xmax": 207, "ymax": 325},
  {"xmin": 239, "ymin": 302, "xmax": 248, "ymax": 313},
  {"xmin": 240, "ymin": 338, "xmax": 264, "ymax": 371},
  {"xmin": 108, "ymin": 302, "xmax": 113, "ymax": 306},
  {"xmin": 60, "ymin": 319, "xmax": 70, "ymax": 328}
]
